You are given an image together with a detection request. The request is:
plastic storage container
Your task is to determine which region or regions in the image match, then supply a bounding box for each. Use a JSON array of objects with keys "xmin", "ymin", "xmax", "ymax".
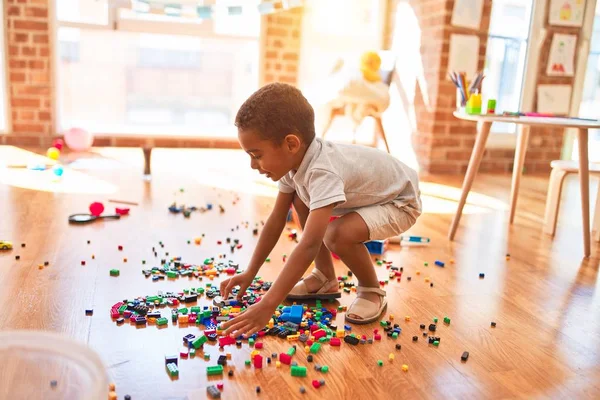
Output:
[{"xmin": 0, "ymin": 330, "xmax": 109, "ymax": 400}]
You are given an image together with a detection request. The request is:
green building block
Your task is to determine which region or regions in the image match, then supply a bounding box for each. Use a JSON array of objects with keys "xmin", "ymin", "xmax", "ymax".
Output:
[
  {"xmin": 204, "ymin": 353, "xmax": 210, "ymax": 360},
  {"xmin": 291, "ymin": 365, "xmax": 307, "ymax": 377},
  {"xmin": 321, "ymin": 365, "xmax": 329, "ymax": 373},
  {"xmin": 310, "ymin": 343, "xmax": 321, "ymax": 354},
  {"xmin": 265, "ymin": 258, "xmax": 270, "ymax": 262},
  {"xmin": 206, "ymin": 365, "xmax": 223, "ymax": 376},
  {"xmin": 192, "ymin": 335, "xmax": 208, "ymax": 349},
  {"xmin": 191, "ymin": 306, "xmax": 201, "ymax": 313},
  {"xmin": 444, "ymin": 317, "xmax": 451, "ymax": 324},
  {"xmin": 392, "ymin": 332, "xmax": 398, "ymax": 339},
  {"xmin": 424, "ymin": 262, "xmax": 429, "ymax": 266},
  {"xmin": 190, "ymin": 348, "xmax": 196, "ymax": 357},
  {"xmin": 109, "ymin": 269, "xmax": 120, "ymax": 276},
  {"xmin": 433, "ymin": 317, "xmax": 438, "ymax": 323},
  {"xmin": 319, "ymin": 337, "xmax": 327, "ymax": 343},
  {"xmin": 206, "ymin": 283, "xmax": 212, "ymax": 288},
  {"xmin": 197, "ymin": 287, "xmax": 205, "ymax": 294},
  {"xmin": 433, "ymin": 341, "xmax": 440, "ymax": 347},
  {"xmin": 377, "ymin": 360, "xmax": 383, "ymax": 366},
  {"xmin": 156, "ymin": 317, "xmax": 168, "ymax": 326},
  {"xmin": 118, "ymin": 305, "xmax": 127, "ymax": 314},
  {"xmin": 245, "ymin": 360, "xmax": 251, "ymax": 366},
  {"xmin": 377, "ymin": 261, "xmax": 383, "ymax": 266},
  {"xmin": 146, "ymin": 296, "xmax": 159, "ymax": 302},
  {"xmin": 380, "ymin": 321, "xmax": 388, "ymax": 327},
  {"xmin": 179, "ymin": 307, "xmax": 188, "ymax": 315},
  {"xmin": 287, "ymin": 346, "xmax": 296, "ymax": 356},
  {"xmin": 166, "ymin": 363, "xmax": 179, "ymax": 377},
  {"xmin": 166, "ymin": 271, "xmax": 177, "ymax": 278},
  {"xmin": 249, "ymin": 338, "xmax": 255, "ymax": 346}
]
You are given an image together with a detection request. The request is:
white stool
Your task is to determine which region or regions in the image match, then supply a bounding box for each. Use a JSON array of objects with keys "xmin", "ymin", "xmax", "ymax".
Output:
[{"xmin": 543, "ymin": 160, "xmax": 600, "ymax": 242}]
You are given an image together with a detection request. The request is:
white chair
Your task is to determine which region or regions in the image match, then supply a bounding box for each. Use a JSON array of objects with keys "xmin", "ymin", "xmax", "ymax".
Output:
[{"xmin": 543, "ymin": 160, "xmax": 600, "ymax": 242}]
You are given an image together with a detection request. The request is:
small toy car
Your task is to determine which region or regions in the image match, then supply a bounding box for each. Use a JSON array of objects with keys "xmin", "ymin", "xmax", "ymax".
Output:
[{"xmin": 0, "ymin": 241, "xmax": 13, "ymax": 250}]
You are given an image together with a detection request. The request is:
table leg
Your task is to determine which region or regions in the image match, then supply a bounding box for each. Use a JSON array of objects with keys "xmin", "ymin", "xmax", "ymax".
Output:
[
  {"xmin": 509, "ymin": 125, "xmax": 530, "ymax": 224},
  {"xmin": 448, "ymin": 121, "xmax": 492, "ymax": 240},
  {"xmin": 577, "ymin": 129, "xmax": 590, "ymax": 257},
  {"xmin": 143, "ymin": 147, "xmax": 152, "ymax": 177}
]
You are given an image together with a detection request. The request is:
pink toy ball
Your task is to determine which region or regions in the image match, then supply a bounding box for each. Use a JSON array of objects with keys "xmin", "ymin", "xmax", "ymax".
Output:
[
  {"xmin": 64, "ymin": 127, "xmax": 94, "ymax": 152},
  {"xmin": 89, "ymin": 202, "xmax": 104, "ymax": 217},
  {"xmin": 52, "ymin": 138, "xmax": 64, "ymax": 151}
]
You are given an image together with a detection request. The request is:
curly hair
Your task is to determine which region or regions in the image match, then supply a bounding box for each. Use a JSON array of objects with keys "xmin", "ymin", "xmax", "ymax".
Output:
[{"xmin": 235, "ymin": 82, "xmax": 316, "ymax": 145}]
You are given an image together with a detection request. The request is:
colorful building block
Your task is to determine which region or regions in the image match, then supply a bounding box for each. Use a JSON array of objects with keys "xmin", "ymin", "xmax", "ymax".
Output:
[
  {"xmin": 253, "ymin": 354, "xmax": 263, "ymax": 368},
  {"xmin": 207, "ymin": 365, "xmax": 224, "ymax": 376},
  {"xmin": 280, "ymin": 305, "xmax": 303, "ymax": 324},
  {"xmin": 291, "ymin": 365, "xmax": 307, "ymax": 377},
  {"xmin": 279, "ymin": 353, "xmax": 292, "ymax": 365}
]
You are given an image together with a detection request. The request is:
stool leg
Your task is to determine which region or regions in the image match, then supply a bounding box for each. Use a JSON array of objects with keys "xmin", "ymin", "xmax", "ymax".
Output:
[
  {"xmin": 321, "ymin": 107, "xmax": 336, "ymax": 139},
  {"xmin": 593, "ymin": 181, "xmax": 600, "ymax": 242},
  {"xmin": 374, "ymin": 116, "xmax": 391, "ymax": 153},
  {"xmin": 543, "ymin": 169, "xmax": 569, "ymax": 236},
  {"xmin": 143, "ymin": 147, "xmax": 152, "ymax": 177}
]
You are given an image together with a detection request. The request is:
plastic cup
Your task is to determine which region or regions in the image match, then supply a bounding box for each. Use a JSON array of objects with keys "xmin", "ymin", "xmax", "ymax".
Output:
[{"xmin": 0, "ymin": 330, "xmax": 109, "ymax": 400}]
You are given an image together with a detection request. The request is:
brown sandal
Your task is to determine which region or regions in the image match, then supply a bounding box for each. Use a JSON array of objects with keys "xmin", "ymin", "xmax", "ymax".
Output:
[{"xmin": 286, "ymin": 269, "xmax": 341, "ymax": 300}]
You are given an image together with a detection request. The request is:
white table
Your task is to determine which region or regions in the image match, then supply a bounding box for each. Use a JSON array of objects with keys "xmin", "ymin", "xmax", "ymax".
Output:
[{"xmin": 450, "ymin": 112, "xmax": 600, "ymax": 257}]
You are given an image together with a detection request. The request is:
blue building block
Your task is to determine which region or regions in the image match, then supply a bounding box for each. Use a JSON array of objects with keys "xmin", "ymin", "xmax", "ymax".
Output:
[
  {"xmin": 435, "ymin": 260, "xmax": 445, "ymax": 267},
  {"xmin": 280, "ymin": 305, "xmax": 303, "ymax": 324},
  {"xmin": 364, "ymin": 240, "xmax": 386, "ymax": 255}
]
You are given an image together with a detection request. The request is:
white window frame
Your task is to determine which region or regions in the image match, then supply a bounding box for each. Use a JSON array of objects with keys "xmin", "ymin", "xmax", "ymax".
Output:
[
  {"xmin": 52, "ymin": 0, "xmax": 264, "ymax": 136},
  {"xmin": 0, "ymin": 0, "xmax": 10, "ymax": 134},
  {"xmin": 486, "ymin": 0, "xmax": 540, "ymax": 149},
  {"xmin": 561, "ymin": 0, "xmax": 598, "ymax": 159}
]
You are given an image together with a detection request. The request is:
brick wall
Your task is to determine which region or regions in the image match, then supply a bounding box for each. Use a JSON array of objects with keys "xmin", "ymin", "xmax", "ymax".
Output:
[
  {"xmin": 384, "ymin": 0, "xmax": 581, "ymax": 174},
  {"xmin": 261, "ymin": 7, "xmax": 303, "ymax": 85},
  {"xmin": 3, "ymin": 0, "xmax": 54, "ymax": 147}
]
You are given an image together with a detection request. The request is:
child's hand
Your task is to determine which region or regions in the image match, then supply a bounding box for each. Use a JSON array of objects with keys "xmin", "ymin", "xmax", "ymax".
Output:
[
  {"xmin": 220, "ymin": 271, "xmax": 254, "ymax": 300},
  {"xmin": 221, "ymin": 299, "xmax": 274, "ymax": 338}
]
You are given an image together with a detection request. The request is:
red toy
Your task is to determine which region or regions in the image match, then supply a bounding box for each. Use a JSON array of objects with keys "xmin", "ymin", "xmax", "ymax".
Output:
[
  {"xmin": 115, "ymin": 207, "xmax": 130, "ymax": 216},
  {"xmin": 89, "ymin": 202, "xmax": 104, "ymax": 217}
]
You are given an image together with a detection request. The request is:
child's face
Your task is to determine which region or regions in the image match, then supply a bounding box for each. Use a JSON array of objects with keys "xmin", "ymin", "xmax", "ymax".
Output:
[{"xmin": 238, "ymin": 129, "xmax": 302, "ymax": 181}]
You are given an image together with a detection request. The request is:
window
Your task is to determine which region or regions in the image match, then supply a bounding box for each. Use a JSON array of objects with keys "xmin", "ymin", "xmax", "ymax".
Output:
[
  {"xmin": 56, "ymin": 0, "xmax": 260, "ymax": 137},
  {"xmin": 0, "ymin": 0, "xmax": 7, "ymax": 133},
  {"xmin": 572, "ymin": 1, "xmax": 600, "ymax": 161},
  {"xmin": 483, "ymin": 0, "xmax": 534, "ymax": 134}
]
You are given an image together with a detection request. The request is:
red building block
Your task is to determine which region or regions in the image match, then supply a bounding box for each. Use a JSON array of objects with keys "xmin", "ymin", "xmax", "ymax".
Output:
[
  {"xmin": 258, "ymin": 331, "xmax": 266, "ymax": 337},
  {"xmin": 330, "ymin": 338, "xmax": 341, "ymax": 346},
  {"xmin": 312, "ymin": 380, "xmax": 321, "ymax": 389},
  {"xmin": 255, "ymin": 342, "xmax": 264, "ymax": 349},
  {"xmin": 313, "ymin": 329, "xmax": 326, "ymax": 340},
  {"xmin": 374, "ymin": 334, "xmax": 382, "ymax": 341},
  {"xmin": 218, "ymin": 336, "xmax": 236, "ymax": 347},
  {"xmin": 279, "ymin": 353, "xmax": 292, "ymax": 365},
  {"xmin": 310, "ymin": 325, "xmax": 318, "ymax": 332},
  {"xmin": 253, "ymin": 354, "xmax": 263, "ymax": 368}
]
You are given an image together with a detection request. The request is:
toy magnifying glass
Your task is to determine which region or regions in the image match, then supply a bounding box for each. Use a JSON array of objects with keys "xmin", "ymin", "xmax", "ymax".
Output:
[{"xmin": 68, "ymin": 214, "xmax": 121, "ymax": 224}]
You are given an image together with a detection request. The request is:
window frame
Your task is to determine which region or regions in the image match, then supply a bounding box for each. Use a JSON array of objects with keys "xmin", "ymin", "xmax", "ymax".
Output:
[
  {"xmin": 0, "ymin": 0, "xmax": 10, "ymax": 134},
  {"xmin": 486, "ymin": 0, "xmax": 538, "ymax": 149},
  {"xmin": 561, "ymin": 0, "xmax": 599, "ymax": 160},
  {"xmin": 52, "ymin": 0, "xmax": 264, "ymax": 137}
]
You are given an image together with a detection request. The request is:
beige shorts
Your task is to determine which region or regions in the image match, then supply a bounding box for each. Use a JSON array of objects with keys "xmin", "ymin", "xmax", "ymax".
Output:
[{"xmin": 354, "ymin": 203, "xmax": 421, "ymax": 241}]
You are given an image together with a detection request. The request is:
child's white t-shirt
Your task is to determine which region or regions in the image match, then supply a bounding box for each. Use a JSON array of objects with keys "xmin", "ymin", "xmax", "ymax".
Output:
[{"xmin": 278, "ymin": 138, "xmax": 421, "ymax": 215}]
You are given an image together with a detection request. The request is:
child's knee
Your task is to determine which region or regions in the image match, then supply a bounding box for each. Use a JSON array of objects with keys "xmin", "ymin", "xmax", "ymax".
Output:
[{"xmin": 323, "ymin": 223, "xmax": 349, "ymax": 253}]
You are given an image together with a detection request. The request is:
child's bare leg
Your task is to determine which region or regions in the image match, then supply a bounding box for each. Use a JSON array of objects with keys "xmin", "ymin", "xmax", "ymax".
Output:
[
  {"xmin": 292, "ymin": 194, "xmax": 337, "ymax": 292},
  {"xmin": 324, "ymin": 213, "xmax": 381, "ymax": 319}
]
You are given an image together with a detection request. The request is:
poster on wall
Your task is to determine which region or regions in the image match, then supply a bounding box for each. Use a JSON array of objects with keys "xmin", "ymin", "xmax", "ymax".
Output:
[
  {"xmin": 549, "ymin": 0, "xmax": 586, "ymax": 27},
  {"xmin": 448, "ymin": 34, "xmax": 480, "ymax": 79},
  {"xmin": 546, "ymin": 33, "xmax": 577, "ymax": 76},
  {"xmin": 451, "ymin": 0, "xmax": 484, "ymax": 29},
  {"xmin": 537, "ymin": 85, "xmax": 572, "ymax": 114}
]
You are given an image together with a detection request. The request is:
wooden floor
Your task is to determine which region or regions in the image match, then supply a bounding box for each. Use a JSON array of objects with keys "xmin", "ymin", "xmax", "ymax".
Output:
[{"xmin": 0, "ymin": 146, "xmax": 599, "ymax": 400}]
